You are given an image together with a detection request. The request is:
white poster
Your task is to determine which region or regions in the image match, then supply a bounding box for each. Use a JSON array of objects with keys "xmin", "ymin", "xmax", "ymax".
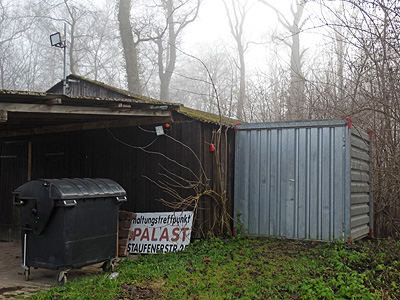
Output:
[{"xmin": 126, "ymin": 211, "xmax": 194, "ymax": 254}]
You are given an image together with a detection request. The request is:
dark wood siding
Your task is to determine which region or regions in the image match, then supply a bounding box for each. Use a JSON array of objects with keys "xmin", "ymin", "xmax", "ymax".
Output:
[
  {"xmin": 0, "ymin": 141, "xmax": 28, "ymax": 241},
  {"xmin": 0, "ymin": 113, "xmax": 235, "ymax": 240},
  {"xmin": 47, "ymin": 76, "xmax": 132, "ymax": 99}
]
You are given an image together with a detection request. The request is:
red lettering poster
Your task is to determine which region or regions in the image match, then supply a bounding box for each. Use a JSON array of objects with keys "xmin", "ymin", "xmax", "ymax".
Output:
[{"xmin": 126, "ymin": 211, "xmax": 194, "ymax": 254}]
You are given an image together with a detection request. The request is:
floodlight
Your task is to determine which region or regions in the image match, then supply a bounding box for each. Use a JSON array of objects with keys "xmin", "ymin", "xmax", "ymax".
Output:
[{"xmin": 50, "ymin": 32, "xmax": 65, "ymax": 48}]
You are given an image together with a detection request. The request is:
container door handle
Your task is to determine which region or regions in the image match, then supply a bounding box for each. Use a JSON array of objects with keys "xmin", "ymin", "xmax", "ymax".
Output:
[
  {"xmin": 116, "ymin": 196, "xmax": 127, "ymax": 203},
  {"xmin": 63, "ymin": 200, "xmax": 77, "ymax": 207}
]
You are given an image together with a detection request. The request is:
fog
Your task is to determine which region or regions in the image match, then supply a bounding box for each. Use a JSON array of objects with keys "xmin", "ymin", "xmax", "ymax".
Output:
[{"xmin": 1, "ymin": 0, "xmax": 400, "ymax": 238}]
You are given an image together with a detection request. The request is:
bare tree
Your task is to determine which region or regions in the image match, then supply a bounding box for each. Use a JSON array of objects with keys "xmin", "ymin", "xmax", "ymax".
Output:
[
  {"xmin": 0, "ymin": 0, "xmax": 36, "ymax": 89},
  {"xmin": 118, "ymin": 0, "xmax": 201, "ymax": 100},
  {"xmin": 170, "ymin": 42, "xmax": 241, "ymax": 119},
  {"xmin": 259, "ymin": 0, "xmax": 309, "ymax": 120},
  {"xmin": 79, "ymin": 1, "xmax": 123, "ymax": 85},
  {"xmin": 154, "ymin": 0, "xmax": 202, "ymax": 101},
  {"xmin": 26, "ymin": 0, "xmax": 124, "ymax": 90},
  {"xmin": 223, "ymin": 0, "xmax": 252, "ymax": 120},
  {"xmin": 246, "ymin": 67, "xmax": 289, "ymax": 122},
  {"xmin": 313, "ymin": 0, "xmax": 400, "ymax": 238},
  {"xmin": 35, "ymin": 0, "xmax": 89, "ymax": 76}
]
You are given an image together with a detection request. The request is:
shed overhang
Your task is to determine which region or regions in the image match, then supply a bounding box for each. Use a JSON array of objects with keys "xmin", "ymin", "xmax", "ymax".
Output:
[{"xmin": 0, "ymin": 91, "xmax": 176, "ymax": 138}]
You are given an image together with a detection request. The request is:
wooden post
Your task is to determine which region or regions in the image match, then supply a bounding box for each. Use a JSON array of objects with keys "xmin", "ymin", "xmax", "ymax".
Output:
[
  {"xmin": 0, "ymin": 110, "xmax": 7, "ymax": 122},
  {"xmin": 27, "ymin": 142, "xmax": 32, "ymax": 181}
]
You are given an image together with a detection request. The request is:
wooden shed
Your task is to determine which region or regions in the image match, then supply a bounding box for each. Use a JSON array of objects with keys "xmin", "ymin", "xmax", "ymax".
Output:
[{"xmin": 0, "ymin": 75, "xmax": 237, "ymax": 241}]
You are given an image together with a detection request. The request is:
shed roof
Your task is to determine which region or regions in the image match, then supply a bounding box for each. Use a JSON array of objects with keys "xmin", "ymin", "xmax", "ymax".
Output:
[
  {"xmin": 47, "ymin": 74, "xmax": 241, "ymax": 127},
  {"xmin": 47, "ymin": 74, "xmax": 176, "ymax": 105},
  {"xmin": 0, "ymin": 77, "xmax": 239, "ymax": 137}
]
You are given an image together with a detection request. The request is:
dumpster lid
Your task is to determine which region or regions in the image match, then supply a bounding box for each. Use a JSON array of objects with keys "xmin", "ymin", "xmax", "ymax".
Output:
[{"xmin": 14, "ymin": 178, "xmax": 126, "ymax": 200}]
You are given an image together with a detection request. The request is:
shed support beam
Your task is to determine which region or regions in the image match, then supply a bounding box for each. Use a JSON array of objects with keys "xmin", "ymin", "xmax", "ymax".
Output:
[
  {"xmin": 0, "ymin": 116, "xmax": 173, "ymax": 138},
  {"xmin": 0, "ymin": 103, "xmax": 171, "ymax": 117}
]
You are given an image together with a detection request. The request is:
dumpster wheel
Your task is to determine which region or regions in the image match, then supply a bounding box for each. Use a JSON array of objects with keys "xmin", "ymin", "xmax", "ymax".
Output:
[
  {"xmin": 102, "ymin": 260, "xmax": 115, "ymax": 272},
  {"xmin": 56, "ymin": 271, "xmax": 68, "ymax": 285},
  {"xmin": 24, "ymin": 268, "xmax": 30, "ymax": 281}
]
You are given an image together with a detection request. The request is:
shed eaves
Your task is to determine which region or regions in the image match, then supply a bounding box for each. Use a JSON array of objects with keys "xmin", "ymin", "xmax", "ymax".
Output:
[{"xmin": 177, "ymin": 106, "xmax": 241, "ymax": 128}]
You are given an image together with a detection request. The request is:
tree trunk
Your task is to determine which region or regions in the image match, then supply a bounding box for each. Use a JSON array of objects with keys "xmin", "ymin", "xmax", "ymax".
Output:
[
  {"xmin": 288, "ymin": 26, "xmax": 305, "ymax": 119},
  {"xmin": 159, "ymin": 0, "xmax": 177, "ymax": 102},
  {"xmin": 223, "ymin": 0, "xmax": 248, "ymax": 120},
  {"xmin": 118, "ymin": 0, "xmax": 141, "ymax": 94},
  {"xmin": 155, "ymin": 0, "xmax": 200, "ymax": 101},
  {"xmin": 237, "ymin": 43, "xmax": 246, "ymax": 120},
  {"xmin": 287, "ymin": 2, "xmax": 306, "ymax": 120}
]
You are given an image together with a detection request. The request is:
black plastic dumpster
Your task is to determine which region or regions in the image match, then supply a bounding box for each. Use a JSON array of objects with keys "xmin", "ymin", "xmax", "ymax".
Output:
[{"xmin": 13, "ymin": 178, "xmax": 127, "ymax": 284}]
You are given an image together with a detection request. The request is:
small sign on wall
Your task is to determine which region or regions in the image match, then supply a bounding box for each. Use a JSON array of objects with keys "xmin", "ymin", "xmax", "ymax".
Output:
[{"xmin": 126, "ymin": 211, "xmax": 194, "ymax": 254}]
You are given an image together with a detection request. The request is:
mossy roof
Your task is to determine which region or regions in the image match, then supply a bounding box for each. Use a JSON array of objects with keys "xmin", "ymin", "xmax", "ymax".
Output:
[{"xmin": 177, "ymin": 106, "xmax": 241, "ymax": 127}]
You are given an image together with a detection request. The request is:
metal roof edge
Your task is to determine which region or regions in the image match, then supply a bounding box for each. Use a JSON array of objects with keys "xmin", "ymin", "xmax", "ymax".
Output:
[
  {"xmin": 236, "ymin": 119, "xmax": 348, "ymax": 130},
  {"xmin": 0, "ymin": 89, "xmax": 181, "ymax": 111}
]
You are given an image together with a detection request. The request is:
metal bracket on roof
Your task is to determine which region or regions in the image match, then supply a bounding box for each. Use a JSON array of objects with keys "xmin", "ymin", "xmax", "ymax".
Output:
[
  {"xmin": 46, "ymin": 98, "xmax": 63, "ymax": 106},
  {"xmin": 67, "ymin": 79, "xmax": 80, "ymax": 84},
  {"xmin": 114, "ymin": 103, "xmax": 132, "ymax": 108},
  {"xmin": 150, "ymin": 105, "xmax": 168, "ymax": 110}
]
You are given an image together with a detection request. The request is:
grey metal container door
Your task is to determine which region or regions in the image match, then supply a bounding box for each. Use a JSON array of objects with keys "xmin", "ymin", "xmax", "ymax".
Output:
[{"xmin": 234, "ymin": 121, "xmax": 349, "ymax": 241}]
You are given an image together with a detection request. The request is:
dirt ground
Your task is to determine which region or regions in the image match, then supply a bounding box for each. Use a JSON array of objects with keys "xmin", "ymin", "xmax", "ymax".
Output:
[{"xmin": 0, "ymin": 241, "xmax": 106, "ymax": 299}]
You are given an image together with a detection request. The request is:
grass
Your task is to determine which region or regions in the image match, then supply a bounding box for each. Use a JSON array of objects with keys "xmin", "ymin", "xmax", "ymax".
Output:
[{"xmin": 26, "ymin": 236, "xmax": 400, "ymax": 299}]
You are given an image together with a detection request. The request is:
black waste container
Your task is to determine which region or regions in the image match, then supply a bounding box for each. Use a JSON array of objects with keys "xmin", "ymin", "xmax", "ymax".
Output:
[{"xmin": 13, "ymin": 178, "xmax": 127, "ymax": 284}]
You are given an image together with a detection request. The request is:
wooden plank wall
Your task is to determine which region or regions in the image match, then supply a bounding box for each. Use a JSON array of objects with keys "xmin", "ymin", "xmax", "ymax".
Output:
[
  {"xmin": 0, "ymin": 141, "xmax": 28, "ymax": 241},
  {"xmin": 0, "ymin": 114, "xmax": 235, "ymax": 240},
  {"xmin": 48, "ymin": 77, "xmax": 132, "ymax": 99}
]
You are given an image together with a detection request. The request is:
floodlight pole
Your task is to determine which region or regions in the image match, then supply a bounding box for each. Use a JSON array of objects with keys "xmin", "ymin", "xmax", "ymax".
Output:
[
  {"xmin": 63, "ymin": 23, "xmax": 67, "ymax": 95},
  {"xmin": 50, "ymin": 23, "xmax": 67, "ymax": 94}
]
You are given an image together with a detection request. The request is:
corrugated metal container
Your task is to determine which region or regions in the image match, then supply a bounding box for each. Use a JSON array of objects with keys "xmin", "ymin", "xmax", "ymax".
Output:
[{"xmin": 234, "ymin": 119, "xmax": 372, "ymax": 241}]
